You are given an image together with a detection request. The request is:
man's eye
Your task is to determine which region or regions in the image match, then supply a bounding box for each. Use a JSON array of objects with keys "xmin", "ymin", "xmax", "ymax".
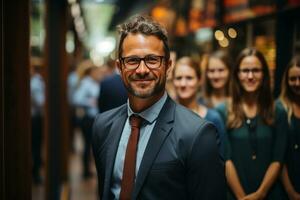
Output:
[
  {"xmin": 126, "ymin": 57, "xmax": 140, "ymax": 64},
  {"xmin": 146, "ymin": 56, "xmax": 159, "ymax": 64}
]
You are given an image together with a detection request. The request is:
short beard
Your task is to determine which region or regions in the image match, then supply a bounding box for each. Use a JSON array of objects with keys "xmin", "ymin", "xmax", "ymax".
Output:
[{"xmin": 127, "ymin": 78, "xmax": 166, "ymax": 99}]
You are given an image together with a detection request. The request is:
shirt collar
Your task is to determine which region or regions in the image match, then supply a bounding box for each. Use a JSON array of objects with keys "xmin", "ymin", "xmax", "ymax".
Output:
[{"xmin": 127, "ymin": 92, "xmax": 168, "ymax": 124}]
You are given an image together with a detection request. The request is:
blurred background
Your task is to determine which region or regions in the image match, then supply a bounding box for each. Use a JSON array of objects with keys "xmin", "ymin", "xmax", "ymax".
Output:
[{"xmin": 1, "ymin": 0, "xmax": 300, "ymax": 199}]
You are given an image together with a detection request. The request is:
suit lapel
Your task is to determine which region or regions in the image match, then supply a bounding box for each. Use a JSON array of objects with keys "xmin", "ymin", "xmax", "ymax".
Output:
[
  {"xmin": 102, "ymin": 106, "xmax": 127, "ymax": 199},
  {"xmin": 132, "ymin": 97, "xmax": 175, "ymax": 199}
]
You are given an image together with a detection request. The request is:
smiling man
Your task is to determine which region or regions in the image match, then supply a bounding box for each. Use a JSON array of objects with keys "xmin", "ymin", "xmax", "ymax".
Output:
[{"xmin": 92, "ymin": 15, "xmax": 225, "ymax": 200}]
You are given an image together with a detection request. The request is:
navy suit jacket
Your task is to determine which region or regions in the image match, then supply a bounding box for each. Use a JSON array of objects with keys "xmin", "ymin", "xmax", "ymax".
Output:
[
  {"xmin": 92, "ymin": 96, "xmax": 226, "ymax": 200},
  {"xmin": 98, "ymin": 73, "xmax": 127, "ymax": 112}
]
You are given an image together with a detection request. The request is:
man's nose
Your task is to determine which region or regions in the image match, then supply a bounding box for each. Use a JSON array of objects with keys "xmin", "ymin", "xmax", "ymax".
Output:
[{"xmin": 135, "ymin": 60, "xmax": 150, "ymax": 75}]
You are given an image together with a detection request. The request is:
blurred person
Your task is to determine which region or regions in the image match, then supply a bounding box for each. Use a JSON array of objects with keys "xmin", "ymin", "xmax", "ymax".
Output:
[
  {"xmin": 172, "ymin": 56, "xmax": 225, "ymax": 155},
  {"xmin": 203, "ymin": 50, "xmax": 232, "ymax": 107},
  {"xmin": 92, "ymin": 15, "xmax": 225, "ymax": 200},
  {"xmin": 30, "ymin": 64, "xmax": 45, "ymax": 184},
  {"xmin": 217, "ymin": 48, "xmax": 287, "ymax": 200},
  {"xmin": 278, "ymin": 56, "xmax": 300, "ymax": 200},
  {"xmin": 74, "ymin": 62, "xmax": 102, "ymax": 178},
  {"xmin": 68, "ymin": 63, "xmax": 79, "ymax": 107},
  {"xmin": 67, "ymin": 63, "xmax": 80, "ymax": 152},
  {"xmin": 98, "ymin": 59, "xmax": 128, "ymax": 112}
]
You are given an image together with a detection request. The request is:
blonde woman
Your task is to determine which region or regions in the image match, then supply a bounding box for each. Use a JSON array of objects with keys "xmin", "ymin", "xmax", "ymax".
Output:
[
  {"xmin": 173, "ymin": 56, "xmax": 225, "ymax": 155},
  {"xmin": 278, "ymin": 56, "xmax": 300, "ymax": 200},
  {"xmin": 203, "ymin": 50, "xmax": 232, "ymax": 107}
]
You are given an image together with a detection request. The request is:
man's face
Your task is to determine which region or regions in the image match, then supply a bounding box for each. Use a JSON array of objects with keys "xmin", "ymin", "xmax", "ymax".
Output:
[{"xmin": 117, "ymin": 33, "xmax": 171, "ymax": 99}]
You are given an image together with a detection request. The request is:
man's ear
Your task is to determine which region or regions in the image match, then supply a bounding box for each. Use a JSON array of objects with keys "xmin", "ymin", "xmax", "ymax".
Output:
[
  {"xmin": 116, "ymin": 59, "xmax": 122, "ymax": 73},
  {"xmin": 166, "ymin": 59, "xmax": 172, "ymax": 75}
]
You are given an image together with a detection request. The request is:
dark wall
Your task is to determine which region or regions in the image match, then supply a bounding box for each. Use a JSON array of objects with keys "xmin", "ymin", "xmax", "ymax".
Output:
[{"xmin": 1, "ymin": 0, "xmax": 31, "ymax": 199}]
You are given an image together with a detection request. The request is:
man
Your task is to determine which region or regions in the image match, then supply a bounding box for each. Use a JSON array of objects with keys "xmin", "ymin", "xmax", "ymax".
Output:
[{"xmin": 92, "ymin": 15, "xmax": 225, "ymax": 200}]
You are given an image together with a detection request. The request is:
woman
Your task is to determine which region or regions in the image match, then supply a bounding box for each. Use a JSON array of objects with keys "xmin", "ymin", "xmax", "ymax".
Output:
[
  {"xmin": 173, "ymin": 56, "xmax": 225, "ymax": 155},
  {"xmin": 203, "ymin": 50, "xmax": 232, "ymax": 107},
  {"xmin": 217, "ymin": 48, "xmax": 287, "ymax": 200},
  {"xmin": 278, "ymin": 56, "xmax": 300, "ymax": 200}
]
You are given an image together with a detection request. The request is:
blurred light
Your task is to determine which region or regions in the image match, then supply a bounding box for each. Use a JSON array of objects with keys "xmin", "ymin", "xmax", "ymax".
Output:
[
  {"xmin": 90, "ymin": 49, "xmax": 104, "ymax": 66},
  {"xmin": 66, "ymin": 31, "xmax": 75, "ymax": 53},
  {"xmin": 228, "ymin": 28, "xmax": 237, "ymax": 38},
  {"xmin": 71, "ymin": 3, "xmax": 81, "ymax": 17},
  {"xmin": 218, "ymin": 37, "xmax": 229, "ymax": 47},
  {"xmin": 74, "ymin": 16, "xmax": 85, "ymax": 35},
  {"xmin": 195, "ymin": 28, "xmax": 213, "ymax": 43},
  {"xmin": 74, "ymin": 16, "xmax": 84, "ymax": 27},
  {"xmin": 30, "ymin": 36, "xmax": 40, "ymax": 47},
  {"xmin": 214, "ymin": 30, "xmax": 224, "ymax": 41},
  {"xmin": 95, "ymin": 37, "xmax": 116, "ymax": 56},
  {"xmin": 68, "ymin": 0, "xmax": 76, "ymax": 4}
]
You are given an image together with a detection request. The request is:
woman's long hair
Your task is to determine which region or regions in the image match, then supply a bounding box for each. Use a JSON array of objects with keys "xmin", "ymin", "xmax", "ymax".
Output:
[
  {"xmin": 227, "ymin": 47, "xmax": 274, "ymax": 128},
  {"xmin": 279, "ymin": 55, "xmax": 300, "ymax": 124}
]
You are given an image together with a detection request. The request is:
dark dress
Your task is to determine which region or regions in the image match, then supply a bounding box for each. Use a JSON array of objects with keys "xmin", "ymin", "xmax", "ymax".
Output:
[
  {"xmin": 217, "ymin": 103, "xmax": 288, "ymax": 200},
  {"xmin": 277, "ymin": 100, "xmax": 300, "ymax": 195}
]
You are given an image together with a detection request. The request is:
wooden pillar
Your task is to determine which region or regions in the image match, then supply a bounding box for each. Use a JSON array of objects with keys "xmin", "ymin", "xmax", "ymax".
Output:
[
  {"xmin": 44, "ymin": 0, "xmax": 70, "ymax": 199},
  {"xmin": 1, "ymin": 0, "xmax": 31, "ymax": 200}
]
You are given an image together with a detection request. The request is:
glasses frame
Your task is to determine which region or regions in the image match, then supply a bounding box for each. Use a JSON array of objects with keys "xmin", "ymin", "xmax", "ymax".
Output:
[
  {"xmin": 120, "ymin": 55, "xmax": 165, "ymax": 70},
  {"xmin": 238, "ymin": 67, "xmax": 263, "ymax": 77}
]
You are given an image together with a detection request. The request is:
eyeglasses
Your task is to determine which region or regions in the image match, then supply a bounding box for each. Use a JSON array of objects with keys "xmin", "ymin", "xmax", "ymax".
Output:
[
  {"xmin": 239, "ymin": 68, "xmax": 262, "ymax": 77},
  {"xmin": 289, "ymin": 76, "xmax": 300, "ymax": 82},
  {"xmin": 120, "ymin": 55, "xmax": 165, "ymax": 70}
]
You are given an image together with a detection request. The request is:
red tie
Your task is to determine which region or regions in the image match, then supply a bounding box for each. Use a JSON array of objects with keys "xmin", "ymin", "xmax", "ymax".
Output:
[{"xmin": 119, "ymin": 115, "xmax": 143, "ymax": 200}]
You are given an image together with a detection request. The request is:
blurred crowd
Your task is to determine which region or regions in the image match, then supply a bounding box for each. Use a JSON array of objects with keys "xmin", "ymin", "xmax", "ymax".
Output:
[{"xmin": 31, "ymin": 46, "xmax": 300, "ymax": 199}]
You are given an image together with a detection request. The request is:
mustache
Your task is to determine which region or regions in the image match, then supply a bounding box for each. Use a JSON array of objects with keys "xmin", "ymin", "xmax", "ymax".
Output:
[{"xmin": 129, "ymin": 74, "xmax": 156, "ymax": 81}]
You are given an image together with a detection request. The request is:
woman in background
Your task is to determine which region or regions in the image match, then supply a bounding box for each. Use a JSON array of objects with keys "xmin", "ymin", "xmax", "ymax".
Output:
[
  {"xmin": 217, "ymin": 48, "xmax": 287, "ymax": 200},
  {"xmin": 203, "ymin": 50, "xmax": 232, "ymax": 107},
  {"xmin": 278, "ymin": 56, "xmax": 300, "ymax": 200},
  {"xmin": 173, "ymin": 56, "xmax": 225, "ymax": 155}
]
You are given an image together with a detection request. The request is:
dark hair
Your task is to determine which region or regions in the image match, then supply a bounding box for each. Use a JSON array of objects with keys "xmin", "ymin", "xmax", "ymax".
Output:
[
  {"xmin": 228, "ymin": 47, "xmax": 274, "ymax": 128},
  {"xmin": 173, "ymin": 56, "xmax": 201, "ymax": 79},
  {"xmin": 117, "ymin": 15, "xmax": 170, "ymax": 61},
  {"xmin": 204, "ymin": 50, "xmax": 232, "ymax": 97},
  {"xmin": 279, "ymin": 55, "xmax": 300, "ymax": 124}
]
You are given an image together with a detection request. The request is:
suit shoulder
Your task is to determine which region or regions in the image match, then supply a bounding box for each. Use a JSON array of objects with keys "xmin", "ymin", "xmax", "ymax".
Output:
[
  {"xmin": 174, "ymin": 103, "xmax": 209, "ymax": 128},
  {"xmin": 95, "ymin": 104, "xmax": 126, "ymax": 124},
  {"xmin": 172, "ymin": 103, "xmax": 218, "ymax": 158}
]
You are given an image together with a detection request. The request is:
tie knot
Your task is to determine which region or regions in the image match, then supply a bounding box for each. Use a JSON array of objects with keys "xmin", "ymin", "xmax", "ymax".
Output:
[{"xmin": 129, "ymin": 115, "xmax": 143, "ymax": 128}]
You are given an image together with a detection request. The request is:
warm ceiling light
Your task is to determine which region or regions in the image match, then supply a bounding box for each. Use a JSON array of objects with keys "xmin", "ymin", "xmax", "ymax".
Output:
[
  {"xmin": 218, "ymin": 37, "xmax": 229, "ymax": 47},
  {"xmin": 214, "ymin": 30, "xmax": 224, "ymax": 41},
  {"xmin": 228, "ymin": 28, "xmax": 237, "ymax": 38}
]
